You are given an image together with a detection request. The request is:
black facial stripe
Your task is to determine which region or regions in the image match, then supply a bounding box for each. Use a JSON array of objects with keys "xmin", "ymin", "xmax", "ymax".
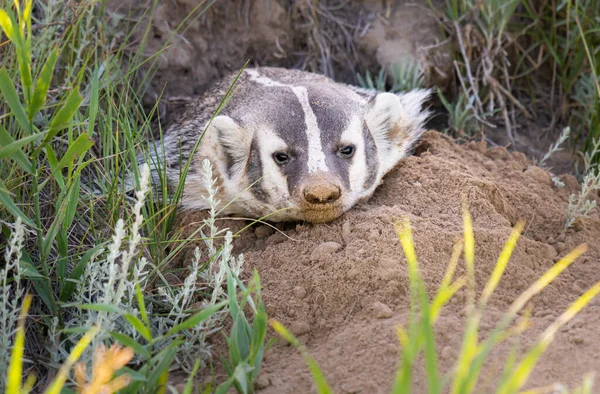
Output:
[
  {"xmin": 363, "ymin": 121, "xmax": 379, "ymax": 189},
  {"xmin": 216, "ymin": 126, "xmax": 237, "ymax": 179},
  {"xmin": 308, "ymin": 87, "xmax": 355, "ymax": 189},
  {"xmin": 246, "ymin": 137, "xmax": 269, "ymax": 202}
]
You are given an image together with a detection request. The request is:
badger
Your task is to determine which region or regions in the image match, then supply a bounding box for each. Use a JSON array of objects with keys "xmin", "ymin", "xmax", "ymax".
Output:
[{"xmin": 145, "ymin": 67, "xmax": 430, "ymax": 223}]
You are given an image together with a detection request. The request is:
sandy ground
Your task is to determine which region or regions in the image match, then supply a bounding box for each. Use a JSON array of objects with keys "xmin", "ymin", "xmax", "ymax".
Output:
[{"xmin": 178, "ymin": 131, "xmax": 600, "ymax": 393}]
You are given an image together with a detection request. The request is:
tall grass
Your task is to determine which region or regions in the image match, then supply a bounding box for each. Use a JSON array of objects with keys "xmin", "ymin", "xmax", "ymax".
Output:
[
  {"xmin": 0, "ymin": 0, "xmax": 267, "ymax": 392},
  {"xmin": 271, "ymin": 200, "xmax": 596, "ymax": 393}
]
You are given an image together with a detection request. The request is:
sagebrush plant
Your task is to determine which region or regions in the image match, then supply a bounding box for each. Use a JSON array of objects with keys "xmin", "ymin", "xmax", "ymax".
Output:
[
  {"xmin": 0, "ymin": 218, "xmax": 26, "ymax": 390},
  {"xmin": 271, "ymin": 200, "xmax": 597, "ymax": 393},
  {"xmin": 0, "ymin": 0, "xmax": 267, "ymax": 392}
]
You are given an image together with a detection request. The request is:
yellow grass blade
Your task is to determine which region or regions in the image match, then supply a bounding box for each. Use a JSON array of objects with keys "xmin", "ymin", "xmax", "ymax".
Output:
[
  {"xmin": 499, "ymin": 281, "xmax": 600, "ymax": 394},
  {"xmin": 22, "ymin": 373, "xmax": 37, "ymax": 393},
  {"xmin": 480, "ymin": 220, "xmax": 525, "ymax": 306},
  {"xmin": 451, "ymin": 200, "xmax": 480, "ymax": 394},
  {"xmin": 461, "ymin": 197, "xmax": 475, "ymax": 305},
  {"xmin": 44, "ymin": 326, "xmax": 100, "ymax": 394},
  {"xmin": 0, "ymin": 9, "xmax": 15, "ymax": 42},
  {"xmin": 270, "ymin": 319, "xmax": 300, "ymax": 347},
  {"xmin": 431, "ymin": 277, "xmax": 466, "ymax": 323},
  {"xmin": 395, "ymin": 324, "xmax": 409, "ymax": 348},
  {"xmin": 269, "ymin": 319, "xmax": 333, "ymax": 394},
  {"xmin": 394, "ymin": 217, "xmax": 418, "ymax": 279},
  {"xmin": 440, "ymin": 239, "xmax": 464, "ymax": 291},
  {"xmin": 7, "ymin": 294, "xmax": 32, "ymax": 394},
  {"xmin": 508, "ymin": 243, "xmax": 589, "ymax": 316}
]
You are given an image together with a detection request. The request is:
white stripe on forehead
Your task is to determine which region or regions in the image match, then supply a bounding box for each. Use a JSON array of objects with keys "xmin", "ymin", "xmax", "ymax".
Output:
[{"xmin": 245, "ymin": 69, "xmax": 329, "ymax": 173}]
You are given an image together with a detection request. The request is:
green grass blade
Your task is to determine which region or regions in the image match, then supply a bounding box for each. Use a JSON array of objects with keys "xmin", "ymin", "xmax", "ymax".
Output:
[
  {"xmin": 124, "ymin": 314, "xmax": 152, "ymax": 342},
  {"xmin": 0, "ymin": 68, "xmax": 32, "ymax": 134},
  {"xmin": 0, "ymin": 131, "xmax": 41, "ymax": 161},
  {"xmin": 59, "ymin": 245, "xmax": 104, "ymax": 302},
  {"xmin": 164, "ymin": 300, "xmax": 226, "ymax": 337},
  {"xmin": 0, "ymin": 178, "xmax": 35, "ymax": 226},
  {"xmin": 29, "ymin": 48, "xmax": 59, "ymax": 118},
  {"xmin": 54, "ymin": 133, "xmax": 94, "ymax": 172},
  {"xmin": 75, "ymin": 303, "xmax": 126, "ymax": 314},
  {"xmin": 183, "ymin": 359, "xmax": 202, "ymax": 394},
  {"xmin": 41, "ymin": 89, "xmax": 83, "ymax": 146},
  {"xmin": 109, "ymin": 332, "xmax": 151, "ymax": 360},
  {"xmin": 0, "ymin": 123, "xmax": 33, "ymax": 173},
  {"xmin": 135, "ymin": 283, "xmax": 150, "ymax": 328}
]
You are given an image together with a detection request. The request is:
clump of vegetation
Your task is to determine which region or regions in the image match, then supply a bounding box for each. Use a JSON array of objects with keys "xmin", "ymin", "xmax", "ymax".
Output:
[
  {"xmin": 0, "ymin": 0, "xmax": 267, "ymax": 392},
  {"xmin": 271, "ymin": 200, "xmax": 597, "ymax": 393}
]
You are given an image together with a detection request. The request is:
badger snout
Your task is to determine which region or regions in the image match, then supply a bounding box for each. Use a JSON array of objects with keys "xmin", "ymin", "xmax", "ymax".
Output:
[{"xmin": 303, "ymin": 183, "xmax": 341, "ymax": 204}]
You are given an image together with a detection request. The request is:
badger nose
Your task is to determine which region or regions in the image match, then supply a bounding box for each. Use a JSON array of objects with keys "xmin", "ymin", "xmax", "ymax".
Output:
[{"xmin": 303, "ymin": 183, "xmax": 341, "ymax": 204}]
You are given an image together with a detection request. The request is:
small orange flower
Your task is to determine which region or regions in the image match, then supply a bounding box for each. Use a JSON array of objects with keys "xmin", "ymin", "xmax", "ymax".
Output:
[{"xmin": 75, "ymin": 344, "xmax": 134, "ymax": 394}]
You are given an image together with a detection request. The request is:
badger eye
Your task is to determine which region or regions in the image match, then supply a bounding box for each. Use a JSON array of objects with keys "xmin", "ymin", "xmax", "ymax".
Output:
[
  {"xmin": 338, "ymin": 145, "xmax": 355, "ymax": 158},
  {"xmin": 273, "ymin": 152, "xmax": 290, "ymax": 165}
]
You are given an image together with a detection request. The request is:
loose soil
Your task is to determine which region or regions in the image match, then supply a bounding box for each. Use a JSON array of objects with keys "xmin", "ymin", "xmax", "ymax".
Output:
[{"xmin": 178, "ymin": 131, "xmax": 600, "ymax": 393}]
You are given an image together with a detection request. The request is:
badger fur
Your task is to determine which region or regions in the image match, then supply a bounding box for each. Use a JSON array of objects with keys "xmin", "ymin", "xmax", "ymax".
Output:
[{"xmin": 145, "ymin": 67, "xmax": 431, "ymax": 223}]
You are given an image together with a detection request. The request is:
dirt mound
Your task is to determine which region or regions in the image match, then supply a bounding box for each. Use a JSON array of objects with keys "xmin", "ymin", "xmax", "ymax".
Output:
[{"xmin": 179, "ymin": 131, "xmax": 600, "ymax": 392}]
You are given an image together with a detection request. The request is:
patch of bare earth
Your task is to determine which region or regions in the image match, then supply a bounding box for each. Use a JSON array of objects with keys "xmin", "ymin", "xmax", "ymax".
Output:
[{"xmin": 179, "ymin": 131, "xmax": 600, "ymax": 393}]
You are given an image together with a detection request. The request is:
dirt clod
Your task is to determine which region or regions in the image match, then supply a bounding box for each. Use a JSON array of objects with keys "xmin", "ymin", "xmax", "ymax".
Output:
[
  {"xmin": 290, "ymin": 321, "xmax": 311, "ymax": 336},
  {"xmin": 293, "ymin": 286, "xmax": 307, "ymax": 300},
  {"xmin": 372, "ymin": 302, "xmax": 394, "ymax": 319},
  {"xmin": 310, "ymin": 242, "xmax": 343, "ymax": 261}
]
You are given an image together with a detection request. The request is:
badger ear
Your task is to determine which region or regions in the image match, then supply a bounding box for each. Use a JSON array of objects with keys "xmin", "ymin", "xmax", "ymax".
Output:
[
  {"xmin": 365, "ymin": 89, "xmax": 431, "ymax": 156},
  {"xmin": 210, "ymin": 115, "xmax": 252, "ymax": 178}
]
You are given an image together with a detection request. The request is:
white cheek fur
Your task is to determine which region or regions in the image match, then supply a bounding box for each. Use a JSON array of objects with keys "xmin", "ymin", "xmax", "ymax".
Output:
[
  {"xmin": 256, "ymin": 126, "xmax": 292, "ymax": 206},
  {"xmin": 340, "ymin": 115, "xmax": 368, "ymax": 199}
]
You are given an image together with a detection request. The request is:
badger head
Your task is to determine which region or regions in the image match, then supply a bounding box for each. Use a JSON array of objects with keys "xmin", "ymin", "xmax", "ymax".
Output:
[{"xmin": 184, "ymin": 69, "xmax": 431, "ymax": 223}]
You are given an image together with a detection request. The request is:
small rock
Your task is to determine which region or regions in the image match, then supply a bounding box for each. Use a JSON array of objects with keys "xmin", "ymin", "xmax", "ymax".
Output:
[
  {"xmin": 555, "ymin": 242, "xmax": 566, "ymax": 253},
  {"xmin": 290, "ymin": 321, "xmax": 311, "ymax": 336},
  {"xmin": 367, "ymin": 229, "xmax": 379, "ymax": 241},
  {"xmin": 255, "ymin": 374, "xmax": 271, "ymax": 389},
  {"xmin": 542, "ymin": 244, "xmax": 558, "ymax": 260},
  {"xmin": 547, "ymin": 237, "xmax": 555, "ymax": 244},
  {"xmin": 511, "ymin": 151, "xmax": 529, "ymax": 166},
  {"xmin": 441, "ymin": 346, "xmax": 453, "ymax": 359},
  {"xmin": 524, "ymin": 166, "xmax": 552, "ymax": 185},
  {"xmin": 557, "ymin": 233, "xmax": 566, "ymax": 242},
  {"xmin": 372, "ymin": 301, "xmax": 393, "ymax": 319},
  {"xmin": 486, "ymin": 147, "xmax": 510, "ymax": 160},
  {"xmin": 310, "ymin": 241, "xmax": 343, "ymax": 261},
  {"xmin": 347, "ymin": 268, "xmax": 360, "ymax": 279},
  {"xmin": 255, "ymin": 225, "xmax": 275, "ymax": 239},
  {"xmin": 293, "ymin": 286, "xmax": 307, "ymax": 299},
  {"xmin": 468, "ymin": 139, "xmax": 487, "ymax": 154}
]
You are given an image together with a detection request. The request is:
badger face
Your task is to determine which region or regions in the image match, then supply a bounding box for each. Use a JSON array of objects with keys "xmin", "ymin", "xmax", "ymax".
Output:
[{"xmin": 181, "ymin": 68, "xmax": 430, "ymax": 223}]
